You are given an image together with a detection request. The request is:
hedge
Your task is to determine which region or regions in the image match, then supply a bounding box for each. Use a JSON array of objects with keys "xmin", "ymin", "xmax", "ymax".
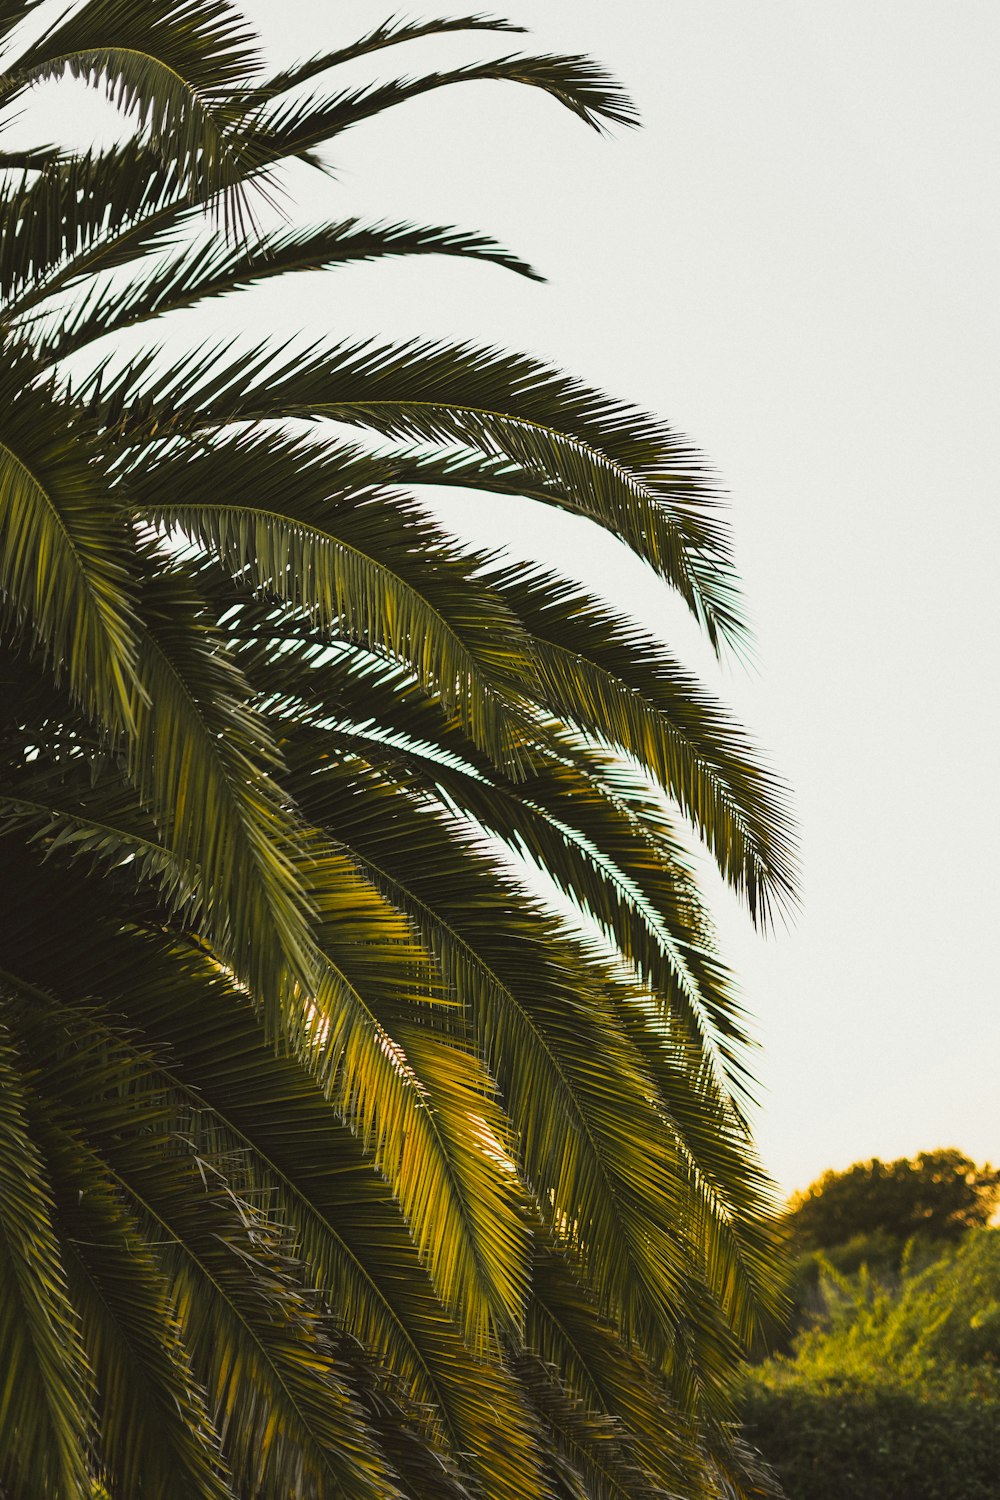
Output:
[{"xmin": 741, "ymin": 1381, "xmax": 1000, "ymax": 1500}]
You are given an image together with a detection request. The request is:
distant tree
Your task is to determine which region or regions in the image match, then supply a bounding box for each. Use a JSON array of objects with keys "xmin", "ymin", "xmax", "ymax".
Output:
[{"xmin": 787, "ymin": 1150, "xmax": 1000, "ymax": 1255}]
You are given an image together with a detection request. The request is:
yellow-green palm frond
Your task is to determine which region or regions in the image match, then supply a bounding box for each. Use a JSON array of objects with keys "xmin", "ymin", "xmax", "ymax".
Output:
[
  {"xmin": 295, "ymin": 841, "xmax": 532, "ymax": 1355},
  {"xmin": 126, "ymin": 432, "xmax": 542, "ymax": 771},
  {"xmin": 0, "ymin": 359, "xmax": 141, "ymax": 733}
]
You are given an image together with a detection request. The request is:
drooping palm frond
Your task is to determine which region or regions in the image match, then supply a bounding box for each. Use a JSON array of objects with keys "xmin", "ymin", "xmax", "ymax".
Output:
[
  {"xmin": 127, "ymin": 561, "xmax": 318, "ymax": 1002},
  {"xmin": 293, "ymin": 839, "xmax": 533, "ymax": 1358},
  {"xmin": 252, "ymin": 49, "xmax": 640, "ymax": 166},
  {"xmin": 45, "ymin": 215, "xmax": 541, "ymax": 361},
  {"xmin": 99, "ymin": 334, "xmax": 742, "ymax": 648},
  {"xmin": 125, "ymin": 432, "xmax": 543, "ymax": 771},
  {"xmin": 34, "ymin": 1116, "xmax": 237, "ymax": 1500},
  {"xmin": 0, "ymin": 1, "xmax": 793, "ymax": 1494},
  {"xmin": 489, "ymin": 560, "xmax": 796, "ymax": 922},
  {"xmin": 258, "ymin": 14, "xmax": 528, "ymax": 98}
]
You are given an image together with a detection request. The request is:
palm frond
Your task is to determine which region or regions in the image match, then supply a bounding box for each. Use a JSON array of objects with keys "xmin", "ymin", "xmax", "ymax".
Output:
[
  {"xmin": 493, "ymin": 561, "xmax": 797, "ymax": 922},
  {"xmin": 528, "ymin": 1245, "xmax": 716, "ymax": 1499},
  {"xmin": 0, "ymin": 1018, "xmax": 93, "ymax": 1500},
  {"xmin": 0, "ymin": 359, "xmax": 141, "ymax": 733},
  {"xmin": 46, "ymin": 1125, "xmax": 237, "ymax": 1500},
  {"xmin": 260, "ymin": 14, "xmax": 527, "ymax": 98},
  {"xmin": 255, "ymin": 51, "xmax": 638, "ymax": 163},
  {"xmin": 128, "ymin": 432, "xmax": 540, "ymax": 771},
  {"xmin": 296, "ymin": 842, "xmax": 532, "ymax": 1355},
  {"xmin": 116, "ymin": 927, "xmax": 549, "ymax": 1500},
  {"xmin": 515, "ymin": 1354, "xmax": 665, "ymax": 1500},
  {"xmin": 128, "ymin": 563, "xmax": 316, "ymax": 1004},
  {"xmin": 0, "ymin": 0, "xmax": 44, "ymax": 41},
  {"xmin": 0, "ymin": 3, "xmax": 792, "ymax": 1489},
  {"xmin": 104, "ymin": 335, "xmax": 742, "ymax": 647},
  {"xmin": 613, "ymin": 990, "xmax": 782, "ymax": 1354},
  {"xmin": 0, "ymin": 143, "xmax": 184, "ymax": 312},
  {"xmin": 0, "ymin": 780, "xmax": 202, "ymax": 924},
  {"xmin": 44, "ymin": 214, "xmax": 541, "ymax": 361},
  {"xmin": 4, "ymin": 0, "xmax": 263, "ymax": 212}
]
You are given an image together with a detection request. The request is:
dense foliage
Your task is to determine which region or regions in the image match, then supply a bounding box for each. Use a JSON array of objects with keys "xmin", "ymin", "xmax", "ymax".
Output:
[
  {"xmin": 0, "ymin": 1, "xmax": 794, "ymax": 1497},
  {"xmin": 744, "ymin": 1227, "xmax": 1000, "ymax": 1499},
  {"xmin": 742, "ymin": 1383, "xmax": 1000, "ymax": 1500}
]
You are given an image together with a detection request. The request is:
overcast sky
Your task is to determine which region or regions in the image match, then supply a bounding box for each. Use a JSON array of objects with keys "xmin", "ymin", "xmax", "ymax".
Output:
[{"xmin": 23, "ymin": 0, "xmax": 998, "ymax": 1196}]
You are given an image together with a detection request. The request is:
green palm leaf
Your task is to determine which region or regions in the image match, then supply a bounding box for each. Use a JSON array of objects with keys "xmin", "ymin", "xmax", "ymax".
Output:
[
  {"xmin": 45, "ymin": 214, "xmax": 541, "ymax": 361},
  {"xmin": 297, "ymin": 842, "xmax": 532, "ymax": 1355},
  {"xmin": 128, "ymin": 432, "xmax": 540, "ymax": 770},
  {"xmin": 254, "ymin": 50, "xmax": 638, "ymax": 165},
  {"xmin": 0, "ymin": 144, "xmax": 185, "ymax": 311},
  {"xmin": 493, "ymin": 562, "xmax": 796, "ymax": 921},
  {"xmin": 41, "ymin": 1122, "xmax": 236, "ymax": 1500}
]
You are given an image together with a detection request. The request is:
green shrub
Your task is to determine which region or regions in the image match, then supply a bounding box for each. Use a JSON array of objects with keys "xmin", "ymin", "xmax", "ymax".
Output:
[
  {"xmin": 741, "ymin": 1380, "xmax": 1000, "ymax": 1500},
  {"xmin": 791, "ymin": 1230, "xmax": 1000, "ymax": 1391},
  {"xmin": 743, "ymin": 1231, "xmax": 1000, "ymax": 1498}
]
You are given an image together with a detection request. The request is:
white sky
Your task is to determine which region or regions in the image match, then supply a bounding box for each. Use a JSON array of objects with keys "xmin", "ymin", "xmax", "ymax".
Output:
[{"xmin": 19, "ymin": 0, "xmax": 1000, "ymax": 1196}]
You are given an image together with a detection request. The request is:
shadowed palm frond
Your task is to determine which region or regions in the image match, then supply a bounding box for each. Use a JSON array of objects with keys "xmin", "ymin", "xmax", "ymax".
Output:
[
  {"xmin": 0, "ymin": 1022, "xmax": 94, "ymax": 1500},
  {"xmin": 3, "ymin": 0, "xmax": 264, "ymax": 212},
  {"xmin": 0, "ymin": 358, "xmax": 140, "ymax": 734},
  {"xmin": 128, "ymin": 563, "xmax": 317, "ymax": 1004}
]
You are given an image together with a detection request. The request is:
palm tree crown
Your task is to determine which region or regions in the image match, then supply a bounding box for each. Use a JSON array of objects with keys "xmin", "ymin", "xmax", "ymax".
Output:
[{"xmin": 0, "ymin": 2, "xmax": 795, "ymax": 1496}]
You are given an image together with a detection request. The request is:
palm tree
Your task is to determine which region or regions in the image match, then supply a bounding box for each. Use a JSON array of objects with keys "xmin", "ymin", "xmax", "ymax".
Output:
[{"xmin": 0, "ymin": 2, "xmax": 795, "ymax": 1496}]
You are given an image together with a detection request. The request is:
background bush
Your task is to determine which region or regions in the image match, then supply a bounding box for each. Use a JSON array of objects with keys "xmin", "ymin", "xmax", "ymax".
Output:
[{"xmin": 742, "ymin": 1379, "xmax": 1000, "ymax": 1500}]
